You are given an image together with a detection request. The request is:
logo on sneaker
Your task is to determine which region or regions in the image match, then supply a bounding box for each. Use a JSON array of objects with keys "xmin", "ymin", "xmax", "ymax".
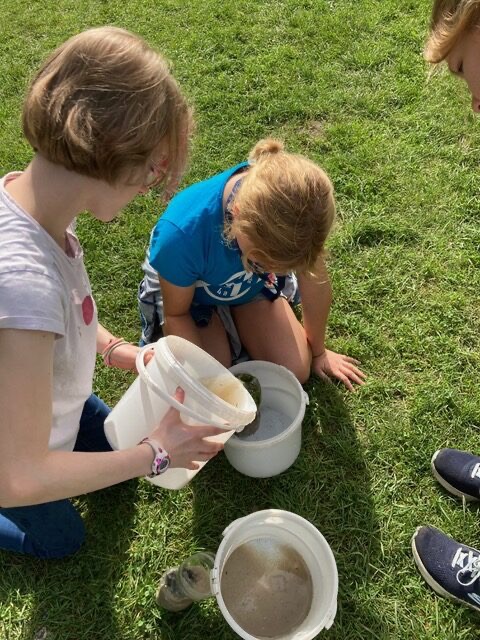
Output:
[
  {"xmin": 470, "ymin": 463, "xmax": 480, "ymax": 481},
  {"xmin": 468, "ymin": 592, "xmax": 480, "ymax": 606},
  {"xmin": 452, "ymin": 547, "xmax": 471, "ymax": 570},
  {"xmin": 452, "ymin": 546, "xmax": 480, "ymax": 589}
]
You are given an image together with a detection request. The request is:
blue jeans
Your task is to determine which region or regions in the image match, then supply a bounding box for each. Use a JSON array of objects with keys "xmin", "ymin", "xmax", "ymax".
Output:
[{"xmin": 0, "ymin": 394, "xmax": 111, "ymax": 559}]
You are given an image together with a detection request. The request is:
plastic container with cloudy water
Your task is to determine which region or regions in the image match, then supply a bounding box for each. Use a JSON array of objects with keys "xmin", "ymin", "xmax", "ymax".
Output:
[
  {"xmin": 224, "ymin": 360, "xmax": 309, "ymax": 478},
  {"xmin": 212, "ymin": 510, "xmax": 338, "ymax": 639},
  {"xmin": 104, "ymin": 335, "xmax": 257, "ymax": 490}
]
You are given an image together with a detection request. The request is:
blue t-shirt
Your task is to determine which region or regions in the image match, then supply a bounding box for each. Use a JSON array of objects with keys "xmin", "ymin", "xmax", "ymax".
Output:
[{"xmin": 148, "ymin": 163, "xmax": 266, "ymax": 307}]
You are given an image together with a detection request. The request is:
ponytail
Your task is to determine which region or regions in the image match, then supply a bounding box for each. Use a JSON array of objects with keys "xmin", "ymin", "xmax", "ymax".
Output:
[{"xmin": 248, "ymin": 138, "xmax": 284, "ymax": 163}]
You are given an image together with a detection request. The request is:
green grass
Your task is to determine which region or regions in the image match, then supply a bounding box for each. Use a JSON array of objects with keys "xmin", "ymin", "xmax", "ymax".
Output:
[{"xmin": 2, "ymin": 0, "xmax": 480, "ymax": 638}]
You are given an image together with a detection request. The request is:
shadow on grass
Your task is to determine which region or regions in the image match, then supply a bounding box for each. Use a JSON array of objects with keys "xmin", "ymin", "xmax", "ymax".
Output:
[
  {"xmin": 154, "ymin": 380, "xmax": 385, "ymax": 639},
  {"xmin": 0, "ymin": 480, "xmax": 139, "ymax": 640}
]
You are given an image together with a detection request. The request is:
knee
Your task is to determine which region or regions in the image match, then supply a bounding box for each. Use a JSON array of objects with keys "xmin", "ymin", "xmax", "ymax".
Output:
[
  {"xmin": 33, "ymin": 518, "xmax": 85, "ymax": 560},
  {"xmin": 280, "ymin": 359, "xmax": 310, "ymax": 385},
  {"xmin": 26, "ymin": 502, "xmax": 86, "ymax": 560},
  {"xmin": 292, "ymin": 364, "xmax": 310, "ymax": 385}
]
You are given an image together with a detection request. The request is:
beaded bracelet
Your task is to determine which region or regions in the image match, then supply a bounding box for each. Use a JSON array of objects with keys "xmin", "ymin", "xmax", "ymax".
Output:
[{"xmin": 102, "ymin": 337, "xmax": 130, "ymax": 366}]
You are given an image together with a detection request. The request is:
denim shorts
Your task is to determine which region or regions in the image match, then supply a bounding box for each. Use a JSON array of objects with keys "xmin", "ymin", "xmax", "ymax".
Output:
[{"xmin": 137, "ymin": 274, "xmax": 299, "ymax": 359}]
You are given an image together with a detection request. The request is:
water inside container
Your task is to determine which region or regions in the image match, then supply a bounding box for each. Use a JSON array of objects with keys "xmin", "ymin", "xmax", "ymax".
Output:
[
  {"xmin": 220, "ymin": 537, "xmax": 313, "ymax": 639},
  {"xmin": 235, "ymin": 406, "xmax": 291, "ymax": 442}
]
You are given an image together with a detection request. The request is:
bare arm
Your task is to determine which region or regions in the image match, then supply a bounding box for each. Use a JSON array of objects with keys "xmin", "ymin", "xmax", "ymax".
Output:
[
  {"xmin": 298, "ymin": 256, "xmax": 366, "ymax": 390},
  {"xmin": 96, "ymin": 322, "xmax": 117, "ymax": 353},
  {"xmin": 297, "ymin": 255, "xmax": 331, "ymax": 357},
  {"xmin": 0, "ymin": 328, "xmax": 224, "ymax": 507},
  {"xmin": 160, "ymin": 277, "xmax": 205, "ymax": 347}
]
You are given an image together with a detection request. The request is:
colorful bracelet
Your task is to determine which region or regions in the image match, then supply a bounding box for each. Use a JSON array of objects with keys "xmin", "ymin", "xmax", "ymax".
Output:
[{"xmin": 102, "ymin": 337, "xmax": 129, "ymax": 366}]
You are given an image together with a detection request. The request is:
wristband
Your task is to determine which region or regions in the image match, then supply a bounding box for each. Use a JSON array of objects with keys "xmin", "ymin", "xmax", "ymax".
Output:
[
  {"xmin": 102, "ymin": 337, "xmax": 129, "ymax": 366},
  {"xmin": 138, "ymin": 437, "xmax": 170, "ymax": 477}
]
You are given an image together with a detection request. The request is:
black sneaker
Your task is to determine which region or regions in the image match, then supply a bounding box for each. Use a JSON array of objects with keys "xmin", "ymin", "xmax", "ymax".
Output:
[
  {"xmin": 431, "ymin": 448, "xmax": 480, "ymax": 501},
  {"xmin": 412, "ymin": 526, "xmax": 480, "ymax": 612}
]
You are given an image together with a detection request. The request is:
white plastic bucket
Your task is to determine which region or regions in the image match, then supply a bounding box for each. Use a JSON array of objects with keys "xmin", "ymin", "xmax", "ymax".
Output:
[
  {"xmin": 224, "ymin": 361, "xmax": 309, "ymax": 478},
  {"xmin": 104, "ymin": 336, "xmax": 256, "ymax": 490},
  {"xmin": 210, "ymin": 510, "xmax": 338, "ymax": 639}
]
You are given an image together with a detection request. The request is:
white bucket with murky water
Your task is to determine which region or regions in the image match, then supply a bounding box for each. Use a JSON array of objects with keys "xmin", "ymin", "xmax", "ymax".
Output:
[
  {"xmin": 210, "ymin": 509, "xmax": 338, "ymax": 639},
  {"xmin": 224, "ymin": 361, "xmax": 309, "ymax": 478},
  {"xmin": 104, "ymin": 336, "xmax": 256, "ymax": 490}
]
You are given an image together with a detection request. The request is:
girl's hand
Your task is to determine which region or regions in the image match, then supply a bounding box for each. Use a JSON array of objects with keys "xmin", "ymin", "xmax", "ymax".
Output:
[
  {"xmin": 312, "ymin": 349, "xmax": 366, "ymax": 391},
  {"xmin": 149, "ymin": 389, "xmax": 225, "ymax": 470},
  {"xmin": 108, "ymin": 343, "xmax": 155, "ymax": 371}
]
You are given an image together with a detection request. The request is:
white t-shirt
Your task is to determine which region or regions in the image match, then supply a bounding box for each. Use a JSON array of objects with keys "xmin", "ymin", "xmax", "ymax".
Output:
[{"xmin": 0, "ymin": 173, "xmax": 98, "ymax": 450}]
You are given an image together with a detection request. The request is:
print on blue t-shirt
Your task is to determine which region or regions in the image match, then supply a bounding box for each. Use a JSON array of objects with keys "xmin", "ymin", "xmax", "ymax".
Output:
[{"xmin": 148, "ymin": 163, "xmax": 266, "ymax": 307}]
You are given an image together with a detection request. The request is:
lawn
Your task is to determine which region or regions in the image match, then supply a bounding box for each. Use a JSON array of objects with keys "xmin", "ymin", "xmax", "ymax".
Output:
[{"xmin": 1, "ymin": 0, "xmax": 480, "ymax": 638}]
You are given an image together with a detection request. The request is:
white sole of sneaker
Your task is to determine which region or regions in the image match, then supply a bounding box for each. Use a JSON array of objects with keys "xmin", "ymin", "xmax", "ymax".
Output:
[
  {"xmin": 411, "ymin": 527, "xmax": 480, "ymax": 613},
  {"xmin": 430, "ymin": 451, "xmax": 480, "ymax": 502}
]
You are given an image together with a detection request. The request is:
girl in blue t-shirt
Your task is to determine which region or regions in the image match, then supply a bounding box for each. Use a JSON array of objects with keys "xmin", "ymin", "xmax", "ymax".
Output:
[{"xmin": 139, "ymin": 138, "xmax": 365, "ymax": 389}]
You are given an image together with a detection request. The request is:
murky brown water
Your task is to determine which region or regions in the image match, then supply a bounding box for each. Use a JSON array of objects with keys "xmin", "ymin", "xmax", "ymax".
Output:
[{"xmin": 221, "ymin": 538, "xmax": 313, "ymax": 639}]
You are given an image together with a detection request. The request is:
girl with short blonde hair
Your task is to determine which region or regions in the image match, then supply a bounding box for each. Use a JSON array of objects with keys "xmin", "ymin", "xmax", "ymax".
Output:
[{"xmin": 0, "ymin": 27, "xmax": 222, "ymax": 559}]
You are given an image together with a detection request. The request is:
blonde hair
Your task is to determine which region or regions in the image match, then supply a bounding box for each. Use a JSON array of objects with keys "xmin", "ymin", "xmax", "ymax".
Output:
[
  {"xmin": 23, "ymin": 26, "xmax": 192, "ymax": 195},
  {"xmin": 425, "ymin": 0, "xmax": 480, "ymax": 62},
  {"xmin": 226, "ymin": 139, "xmax": 335, "ymax": 274}
]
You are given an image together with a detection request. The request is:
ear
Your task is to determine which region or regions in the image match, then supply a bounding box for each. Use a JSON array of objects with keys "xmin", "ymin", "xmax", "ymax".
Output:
[{"xmin": 231, "ymin": 203, "xmax": 240, "ymax": 216}]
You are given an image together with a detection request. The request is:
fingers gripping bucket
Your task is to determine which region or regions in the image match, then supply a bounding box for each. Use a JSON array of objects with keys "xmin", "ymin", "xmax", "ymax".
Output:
[
  {"xmin": 210, "ymin": 510, "xmax": 338, "ymax": 639},
  {"xmin": 104, "ymin": 336, "xmax": 256, "ymax": 490}
]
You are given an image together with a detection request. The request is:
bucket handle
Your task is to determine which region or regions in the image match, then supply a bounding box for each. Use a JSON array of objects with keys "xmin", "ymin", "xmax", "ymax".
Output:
[{"xmin": 135, "ymin": 345, "xmax": 230, "ymax": 430}]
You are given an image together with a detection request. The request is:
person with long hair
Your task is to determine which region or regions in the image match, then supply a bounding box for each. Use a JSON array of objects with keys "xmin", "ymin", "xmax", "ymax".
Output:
[
  {"xmin": 139, "ymin": 138, "xmax": 365, "ymax": 389},
  {"xmin": 412, "ymin": 0, "xmax": 480, "ymax": 612}
]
